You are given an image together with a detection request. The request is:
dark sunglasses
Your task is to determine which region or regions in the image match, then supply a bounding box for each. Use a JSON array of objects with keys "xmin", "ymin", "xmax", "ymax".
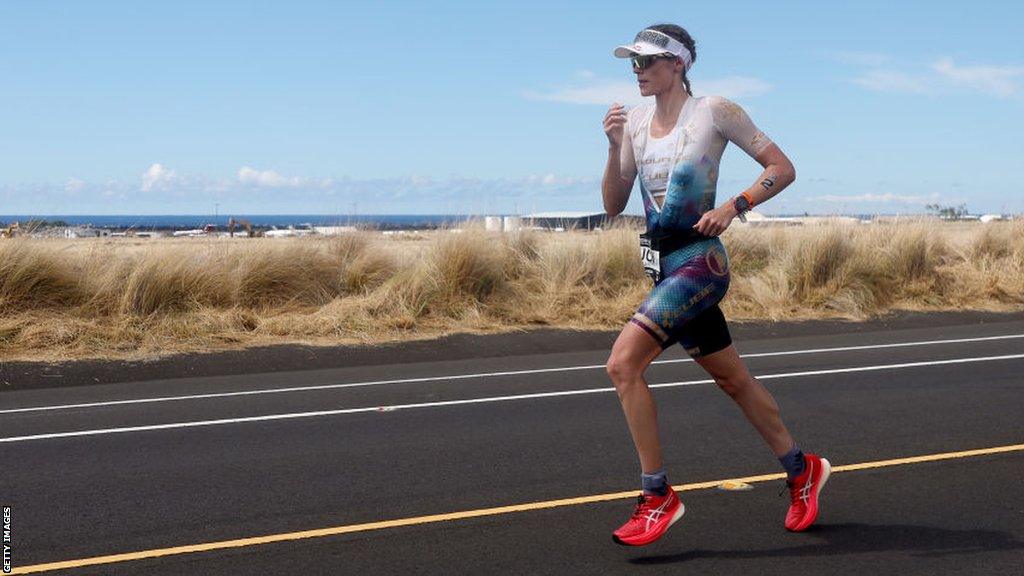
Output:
[{"xmin": 631, "ymin": 54, "xmax": 677, "ymax": 71}]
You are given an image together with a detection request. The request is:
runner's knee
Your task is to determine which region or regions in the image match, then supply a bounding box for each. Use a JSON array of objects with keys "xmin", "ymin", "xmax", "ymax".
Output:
[
  {"xmin": 606, "ymin": 352, "xmax": 644, "ymax": 389},
  {"xmin": 713, "ymin": 374, "xmax": 752, "ymax": 398}
]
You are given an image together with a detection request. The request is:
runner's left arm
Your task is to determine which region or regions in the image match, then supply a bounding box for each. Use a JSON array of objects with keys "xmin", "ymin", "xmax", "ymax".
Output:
[{"xmin": 710, "ymin": 96, "xmax": 796, "ymax": 214}]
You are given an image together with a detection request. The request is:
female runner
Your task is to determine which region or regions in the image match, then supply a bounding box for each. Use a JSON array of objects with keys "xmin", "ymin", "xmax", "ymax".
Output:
[{"xmin": 601, "ymin": 24, "xmax": 830, "ymax": 546}]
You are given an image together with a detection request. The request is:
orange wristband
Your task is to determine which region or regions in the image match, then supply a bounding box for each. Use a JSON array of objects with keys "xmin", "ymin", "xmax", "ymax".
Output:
[{"xmin": 741, "ymin": 191, "xmax": 755, "ymax": 208}]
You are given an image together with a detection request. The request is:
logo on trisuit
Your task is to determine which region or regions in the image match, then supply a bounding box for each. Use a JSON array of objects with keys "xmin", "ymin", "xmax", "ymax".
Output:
[{"xmin": 705, "ymin": 248, "xmax": 728, "ymax": 277}]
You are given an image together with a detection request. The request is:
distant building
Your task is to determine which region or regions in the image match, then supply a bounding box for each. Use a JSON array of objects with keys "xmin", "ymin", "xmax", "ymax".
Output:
[
  {"xmin": 741, "ymin": 211, "xmax": 802, "ymax": 226},
  {"xmin": 63, "ymin": 226, "xmax": 110, "ymax": 238},
  {"xmin": 313, "ymin": 226, "xmax": 358, "ymax": 235},
  {"xmin": 742, "ymin": 212, "xmax": 870, "ymax": 226},
  {"xmin": 265, "ymin": 226, "xmax": 314, "ymax": 238},
  {"xmin": 523, "ymin": 211, "xmax": 643, "ymax": 231},
  {"xmin": 172, "ymin": 229, "xmax": 209, "ymax": 237},
  {"xmin": 795, "ymin": 216, "xmax": 864, "ymax": 226},
  {"xmin": 979, "ymin": 214, "xmax": 1007, "ymax": 223}
]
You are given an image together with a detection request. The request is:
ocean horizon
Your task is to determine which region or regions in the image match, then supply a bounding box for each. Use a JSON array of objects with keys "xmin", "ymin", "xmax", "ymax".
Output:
[{"xmin": 0, "ymin": 214, "xmax": 482, "ymax": 230}]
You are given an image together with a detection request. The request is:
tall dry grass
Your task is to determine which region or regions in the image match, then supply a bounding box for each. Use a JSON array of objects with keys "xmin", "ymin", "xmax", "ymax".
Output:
[{"xmin": 1, "ymin": 220, "xmax": 1022, "ymax": 361}]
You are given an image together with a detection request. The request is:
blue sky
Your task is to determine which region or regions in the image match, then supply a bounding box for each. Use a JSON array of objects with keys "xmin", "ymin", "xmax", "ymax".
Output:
[{"xmin": 1, "ymin": 0, "xmax": 1022, "ymax": 216}]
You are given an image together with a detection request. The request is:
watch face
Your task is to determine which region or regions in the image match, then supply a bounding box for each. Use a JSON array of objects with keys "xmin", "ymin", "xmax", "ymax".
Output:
[{"xmin": 735, "ymin": 197, "xmax": 750, "ymax": 211}]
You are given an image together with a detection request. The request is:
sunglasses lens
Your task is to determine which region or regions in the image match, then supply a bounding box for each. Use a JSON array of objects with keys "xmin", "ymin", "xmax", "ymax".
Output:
[
  {"xmin": 632, "ymin": 55, "xmax": 652, "ymax": 69},
  {"xmin": 632, "ymin": 54, "xmax": 676, "ymax": 70}
]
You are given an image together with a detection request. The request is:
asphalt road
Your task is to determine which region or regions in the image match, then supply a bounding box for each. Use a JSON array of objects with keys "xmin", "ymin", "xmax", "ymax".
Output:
[{"xmin": 1, "ymin": 310, "xmax": 1022, "ymax": 575}]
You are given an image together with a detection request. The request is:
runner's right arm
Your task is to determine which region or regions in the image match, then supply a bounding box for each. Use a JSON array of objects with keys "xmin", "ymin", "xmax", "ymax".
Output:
[{"xmin": 602, "ymin": 103, "xmax": 637, "ymax": 216}]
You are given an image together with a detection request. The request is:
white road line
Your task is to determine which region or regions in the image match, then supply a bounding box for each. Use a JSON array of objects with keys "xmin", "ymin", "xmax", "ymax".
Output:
[
  {"xmin": 2, "ymin": 333, "xmax": 1023, "ymax": 415},
  {"xmin": 2, "ymin": 353, "xmax": 1022, "ymax": 444}
]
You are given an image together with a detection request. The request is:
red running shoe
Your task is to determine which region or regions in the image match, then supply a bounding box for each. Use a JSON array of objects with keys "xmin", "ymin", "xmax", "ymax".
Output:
[
  {"xmin": 784, "ymin": 453, "xmax": 831, "ymax": 532},
  {"xmin": 612, "ymin": 488, "xmax": 685, "ymax": 546}
]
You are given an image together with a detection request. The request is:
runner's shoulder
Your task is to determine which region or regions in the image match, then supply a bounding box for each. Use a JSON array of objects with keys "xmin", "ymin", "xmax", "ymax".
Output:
[
  {"xmin": 703, "ymin": 94, "xmax": 735, "ymax": 107},
  {"xmin": 704, "ymin": 95, "xmax": 750, "ymax": 123}
]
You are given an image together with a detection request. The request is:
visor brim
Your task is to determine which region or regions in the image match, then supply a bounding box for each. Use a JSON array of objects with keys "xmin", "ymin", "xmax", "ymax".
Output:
[{"xmin": 613, "ymin": 42, "xmax": 671, "ymax": 58}]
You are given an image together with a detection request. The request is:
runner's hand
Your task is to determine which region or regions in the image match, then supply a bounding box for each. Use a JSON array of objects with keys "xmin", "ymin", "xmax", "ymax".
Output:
[
  {"xmin": 693, "ymin": 205, "xmax": 735, "ymax": 236},
  {"xmin": 604, "ymin": 103, "xmax": 628, "ymax": 148}
]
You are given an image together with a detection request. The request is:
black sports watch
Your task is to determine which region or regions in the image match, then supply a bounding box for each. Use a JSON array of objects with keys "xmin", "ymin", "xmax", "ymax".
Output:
[{"xmin": 733, "ymin": 195, "xmax": 751, "ymax": 223}]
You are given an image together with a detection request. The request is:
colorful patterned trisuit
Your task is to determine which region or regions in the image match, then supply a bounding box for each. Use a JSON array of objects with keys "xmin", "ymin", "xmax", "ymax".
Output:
[{"xmin": 619, "ymin": 95, "xmax": 773, "ymax": 358}]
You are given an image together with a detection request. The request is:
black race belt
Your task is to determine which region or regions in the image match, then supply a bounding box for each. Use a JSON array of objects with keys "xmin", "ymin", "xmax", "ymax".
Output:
[{"xmin": 639, "ymin": 229, "xmax": 712, "ymax": 284}]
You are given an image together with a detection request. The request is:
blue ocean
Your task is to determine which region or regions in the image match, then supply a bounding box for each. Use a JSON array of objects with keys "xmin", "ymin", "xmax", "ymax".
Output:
[{"xmin": 0, "ymin": 214, "xmax": 476, "ymax": 230}]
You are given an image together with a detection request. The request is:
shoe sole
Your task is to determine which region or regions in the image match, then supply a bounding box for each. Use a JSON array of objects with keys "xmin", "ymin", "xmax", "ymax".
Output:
[
  {"xmin": 791, "ymin": 457, "xmax": 831, "ymax": 532},
  {"xmin": 612, "ymin": 500, "xmax": 686, "ymax": 546}
]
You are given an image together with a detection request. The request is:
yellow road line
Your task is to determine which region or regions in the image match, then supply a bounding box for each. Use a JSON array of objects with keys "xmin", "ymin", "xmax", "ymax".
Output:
[{"xmin": 11, "ymin": 443, "xmax": 1024, "ymax": 574}]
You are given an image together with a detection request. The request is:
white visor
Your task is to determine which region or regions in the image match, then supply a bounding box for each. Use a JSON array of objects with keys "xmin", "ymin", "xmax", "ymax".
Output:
[{"xmin": 613, "ymin": 28, "xmax": 692, "ymax": 70}]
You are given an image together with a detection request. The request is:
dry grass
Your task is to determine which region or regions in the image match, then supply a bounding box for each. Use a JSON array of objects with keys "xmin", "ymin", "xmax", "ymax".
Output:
[{"xmin": 1, "ymin": 220, "xmax": 1022, "ymax": 361}]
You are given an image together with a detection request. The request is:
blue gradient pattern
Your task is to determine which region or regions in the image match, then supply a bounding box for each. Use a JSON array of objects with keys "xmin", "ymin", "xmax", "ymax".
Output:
[
  {"xmin": 632, "ymin": 155, "xmax": 730, "ymax": 347},
  {"xmin": 640, "ymin": 155, "xmax": 716, "ymax": 235}
]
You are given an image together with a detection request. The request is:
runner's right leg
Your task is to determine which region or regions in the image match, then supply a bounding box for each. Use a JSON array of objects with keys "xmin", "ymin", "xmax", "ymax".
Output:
[
  {"xmin": 693, "ymin": 344, "xmax": 795, "ymax": 455},
  {"xmin": 606, "ymin": 321, "xmax": 666, "ymax": 474},
  {"xmin": 606, "ymin": 238, "xmax": 728, "ymax": 545},
  {"xmin": 607, "ymin": 322, "xmax": 686, "ymax": 546}
]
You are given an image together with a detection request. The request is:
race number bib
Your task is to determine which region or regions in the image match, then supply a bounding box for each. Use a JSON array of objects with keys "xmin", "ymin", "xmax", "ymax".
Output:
[{"xmin": 640, "ymin": 236, "xmax": 661, "ymax": 283}]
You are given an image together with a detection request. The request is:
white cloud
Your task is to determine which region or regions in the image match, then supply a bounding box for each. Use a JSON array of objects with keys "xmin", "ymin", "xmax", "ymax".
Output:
[
  {"xmin": 524, "ymin": 75, "xmax": 771, "ymax": 106},
  {"xmin": 64, "ymin": 177, "xmax": 85, "ymax": 193},
  {"xmin": 849, "ymin": 70, "xmax": 932, "ymax": 94},
  {"xmin": 141, "ymin": 163, "xmax": 176, "ymax": 192},
  {"xmin": 523, "ymin": 173, "xmax": 595, "ymax": 187},
  {"xmin": 201, "ymin": 177, "xmax": 235, "ymax": 193},
  {"xmin": 807, "ymin": 193, "xmax": 942, "ymax": 205},
  {"xmin": 237, "ymin": 166, "xmax": 326, "ymax": 188},
  {"xmin": 843, "ymin": 54, "xmax": 1024, "ymax": 98},
  {"xmin": 931, "ymin": 57, "xmax": 1024, "ymax": 98},
  {"xmin": 238, "ymin": 166, "xmax": 294, "ymax": 187},
  {"xmin": 10, "ymin": 171, "xmax": 569, "ymax": 214}
]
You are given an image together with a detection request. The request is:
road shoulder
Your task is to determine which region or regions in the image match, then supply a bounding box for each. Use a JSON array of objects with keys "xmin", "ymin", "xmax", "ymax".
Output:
[{"xmin": 1, "ymin": 309, "xmax": 1021, "ymax": 390}]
